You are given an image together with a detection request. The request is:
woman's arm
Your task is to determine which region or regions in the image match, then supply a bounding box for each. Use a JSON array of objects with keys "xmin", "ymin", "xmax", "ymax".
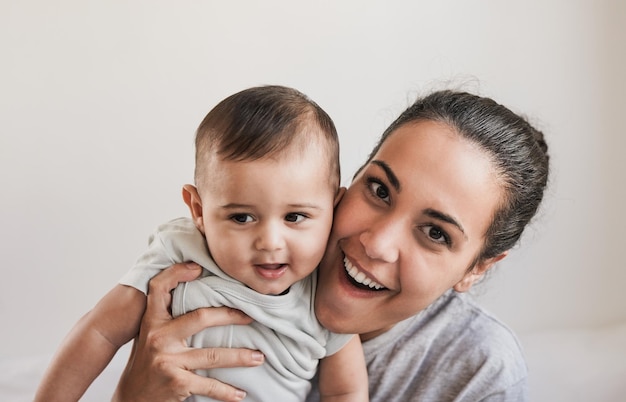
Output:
[
  {"xmin": 34, "ymin": 284, "xmax": 147, "ymax": 402},
  {"xmin": 112, "ymin": 263, "xmax": 265, "ymax": 402},
  {"xmin": 318, "ymin": 335, "xmax": 369, "ymax": 402}
]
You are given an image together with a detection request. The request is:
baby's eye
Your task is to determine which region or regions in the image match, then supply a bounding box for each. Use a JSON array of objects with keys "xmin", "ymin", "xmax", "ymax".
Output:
[
  {"xmin": 230, "ymin": 214, "xmax": 253, "ymax": 224},
  {"xmin": 367, "ymin": 178, "xmax": 390, "ymax": 203},
  {"xmin": 285, "ymin": 213, "xmax": 307, "ymax": 223},
  {"xmin": 420, "ymin": 225, "xmax": 451, "ymax": 245}
]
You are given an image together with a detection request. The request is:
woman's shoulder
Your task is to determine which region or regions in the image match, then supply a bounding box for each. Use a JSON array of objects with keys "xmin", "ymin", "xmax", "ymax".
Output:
[
  {"xmin": 425, "ymin": 290, "xmax": 526, "ymax": 361},
  {"xmin": 366, "ymin": 290, "xmax": 527, "ymax": 362},
  {"xmin": 430, "ymin": 291, "xmax": 528, "ymax": 397},
  {"xmin": 362, "ymin": 291, "xmax": 528, "ymax": 401}
]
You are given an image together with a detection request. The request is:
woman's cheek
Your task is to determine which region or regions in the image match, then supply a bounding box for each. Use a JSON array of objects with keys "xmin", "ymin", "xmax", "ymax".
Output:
[{"xmin": 333, "ymin": 192, "xmax": 368, "ymax": 237}]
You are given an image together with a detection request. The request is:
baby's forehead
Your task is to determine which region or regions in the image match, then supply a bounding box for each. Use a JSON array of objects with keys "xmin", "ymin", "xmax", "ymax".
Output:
[
  {"xmin": 200, "ymin": 146, "xmax": 337, "ymax": 184},
  {"xmin": 197, "ymin": 154, "xmax": 338, "ymax": 214}
]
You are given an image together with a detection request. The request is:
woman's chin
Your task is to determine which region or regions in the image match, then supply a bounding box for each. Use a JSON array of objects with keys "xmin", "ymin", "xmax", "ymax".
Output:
[{"xmin": 313, "ymin": 297, "xmax": 346, "ymax": 332}]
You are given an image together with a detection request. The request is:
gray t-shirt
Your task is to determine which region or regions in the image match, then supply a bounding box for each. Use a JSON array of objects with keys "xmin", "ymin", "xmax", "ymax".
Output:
[{"xmin": 307, "ymin": 290, "xmax": 528, "ymax": 402}]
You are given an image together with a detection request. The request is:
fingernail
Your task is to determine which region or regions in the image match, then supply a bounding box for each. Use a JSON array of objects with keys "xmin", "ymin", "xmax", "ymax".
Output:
[
  {"xmin": 234, "ymin": 390, "xmax": 247, "ymax": 400},
  {"xmin": 251, "ymin": 351, "xmax": 264, "ymax": 362},
  {"xmin": 185, "ymin": 262, "xmax": 199, "ymax": 269}
]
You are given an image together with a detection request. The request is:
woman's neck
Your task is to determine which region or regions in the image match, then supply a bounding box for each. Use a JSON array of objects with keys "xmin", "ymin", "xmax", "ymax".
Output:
[{"xmin": 359, "ymin": 324, "xmax": 395, "ymax": 342}]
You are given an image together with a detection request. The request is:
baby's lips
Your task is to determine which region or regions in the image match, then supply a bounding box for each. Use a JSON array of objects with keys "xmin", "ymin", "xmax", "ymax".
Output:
[{"xmin": 255, "ymin": 263, "xmax": 285, "ymax": 270}]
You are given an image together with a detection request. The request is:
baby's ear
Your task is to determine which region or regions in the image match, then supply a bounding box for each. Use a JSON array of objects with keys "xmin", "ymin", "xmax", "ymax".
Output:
[
  {"xmin": 453, "ymin": 251, "xmax": 508, "ymax": 293},
  {"xmin": 334, "ymin": 187, "xmax": 346, "ymax": 208},
  {"xmin": 182, "ymin": 184, "xmax": 205, "ymax": 233}
]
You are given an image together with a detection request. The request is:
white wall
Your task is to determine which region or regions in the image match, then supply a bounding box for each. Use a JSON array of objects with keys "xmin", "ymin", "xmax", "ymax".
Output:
[{"xmin": 1, "ymin": 0, "xmax": 624, "ymax": 359}]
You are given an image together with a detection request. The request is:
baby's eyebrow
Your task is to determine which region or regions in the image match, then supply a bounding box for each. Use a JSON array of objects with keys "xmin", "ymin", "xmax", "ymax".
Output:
[
  {"xmin": 221, "ymin": 203, "xmax": 250, "ymax": 208},
  {"xmin": 372, "ymin": 160, "xmax": 401, "ymax": 192},
  {"xmin": 287, "ymin": 203, "xmax": 322, "ymax": 210},
  {"xmin": 220, "ymin": 203, "xmax": 322, "ymax": 210}
]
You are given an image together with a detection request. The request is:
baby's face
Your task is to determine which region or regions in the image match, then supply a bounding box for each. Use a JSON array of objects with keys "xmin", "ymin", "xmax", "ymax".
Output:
[{"xmin": 196, "ymin": 143, "xmax": 337, "ymax": 295}]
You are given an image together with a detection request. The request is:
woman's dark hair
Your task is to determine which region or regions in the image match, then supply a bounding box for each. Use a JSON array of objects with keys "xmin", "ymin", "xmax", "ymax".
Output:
[{"xmin": 365, "ymin": 90, "xmax": 549, "ymax": 264}]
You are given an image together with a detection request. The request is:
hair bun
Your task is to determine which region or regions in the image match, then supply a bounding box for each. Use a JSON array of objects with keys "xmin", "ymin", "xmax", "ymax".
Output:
[{"xmin": 530, "ymin": 125, "xmax": 549, "ymax": 161}]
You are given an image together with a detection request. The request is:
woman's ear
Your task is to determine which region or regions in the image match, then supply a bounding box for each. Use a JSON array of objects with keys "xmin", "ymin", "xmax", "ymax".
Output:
[
  {"xmin": 334, "ymin": 187, "xmax": 346, "ymax": 208},
  {"xmin": 182, "ymin": 184, "xmax": 205, "ymax": 234},
  {"xmin": 453, "ymin": 251, "xmax": 508, "ymax": 293}
]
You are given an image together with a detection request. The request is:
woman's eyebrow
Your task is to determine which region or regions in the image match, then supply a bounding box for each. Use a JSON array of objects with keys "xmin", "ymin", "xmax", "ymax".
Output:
[
  {"xmin": 424, "ymin": 208, "xmax": 467, "ymax": 239},
  {"xmin": 372, "ymin": 160, "xmax": 401, "ymax": 191}
]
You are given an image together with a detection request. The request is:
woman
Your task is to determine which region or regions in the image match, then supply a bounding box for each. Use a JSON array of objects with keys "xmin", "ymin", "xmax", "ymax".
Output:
[{"xmin": 113, "ymin": 90, "xmax": 549, "ymax": 402}]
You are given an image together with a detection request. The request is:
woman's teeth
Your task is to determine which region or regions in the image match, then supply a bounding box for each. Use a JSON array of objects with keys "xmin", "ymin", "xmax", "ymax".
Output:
[{"xmin": 344, "ymin": 257, "xmax": 384, "ymax": 290}]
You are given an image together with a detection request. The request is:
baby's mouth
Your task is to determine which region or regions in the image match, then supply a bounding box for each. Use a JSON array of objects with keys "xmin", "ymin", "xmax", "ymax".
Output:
[
  {"xmin": 343, "ymin": 257, "xmax": 385, "ymax": 290},
  {"xmin": 254, "ymin": 263, "xmax": 288, "ymax": 279},
  {"xmin": 256, "ymin": 263, "xmax": 286, "ymax": 270}
]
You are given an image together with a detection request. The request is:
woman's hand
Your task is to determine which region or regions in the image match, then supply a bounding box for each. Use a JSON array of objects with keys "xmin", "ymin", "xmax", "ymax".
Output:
[{"xmin": 112, "ymin": 263, "xmax": 265, "ymax": 402}]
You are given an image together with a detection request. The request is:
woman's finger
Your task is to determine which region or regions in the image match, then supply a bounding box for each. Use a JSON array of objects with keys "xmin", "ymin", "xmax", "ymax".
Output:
[
  {"xmin": 181, "ymin": 347, "xmax": 264, "ymax": 371},
  {"xmin": 145, "ymin": 263, "xmax": 203, "ymax": 322},
  {"xmin": 181, "ymin": 370, "xmax": 248, "ymax": 402},
  {"xmin": 165, "ymin": 306, "xmax": 253, "ymax": 341}
]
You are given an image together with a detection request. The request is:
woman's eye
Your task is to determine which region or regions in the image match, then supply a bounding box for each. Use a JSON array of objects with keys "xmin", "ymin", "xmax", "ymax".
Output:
[
  {"xmin": 367, "ymin": 178, "xmax": 390, "ymax": 203},
  {"xmin": 421, "ymin": 225, "xmax": 450, "ymax": 245},
  {"xmin": 285, "ymin": 213, "xmax": 306, "ymax": 223},
  {"xmin": 231, "ymin": 214, "xmax": 253, "ymax": 224}
]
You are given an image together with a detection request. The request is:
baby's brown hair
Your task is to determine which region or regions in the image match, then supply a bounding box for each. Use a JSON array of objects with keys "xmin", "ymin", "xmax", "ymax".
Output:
[{"xmin": 194, "ymin": 85, "xmax": 340, "ymax": 191}]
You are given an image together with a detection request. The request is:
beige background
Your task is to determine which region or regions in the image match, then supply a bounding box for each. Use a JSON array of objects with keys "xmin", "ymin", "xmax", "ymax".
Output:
[{"xmin": 2, "ymin": 0, "xmax": 624, "ymax": 372}]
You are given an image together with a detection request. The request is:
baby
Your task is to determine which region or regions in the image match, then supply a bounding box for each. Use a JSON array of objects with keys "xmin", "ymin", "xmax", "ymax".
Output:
[{"xmin": 35, "ymin": 85, "xmax": 367, "ymax": 402}]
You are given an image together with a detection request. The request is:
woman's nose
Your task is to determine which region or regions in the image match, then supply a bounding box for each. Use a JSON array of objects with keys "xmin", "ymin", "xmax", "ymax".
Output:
[
  {"xmin": 254, "ymin": 222, "xmax": 286, "ymax": 251},
  {"xmin": 359, "ymin": 217, "xmax": 400, "ymax": 263}
]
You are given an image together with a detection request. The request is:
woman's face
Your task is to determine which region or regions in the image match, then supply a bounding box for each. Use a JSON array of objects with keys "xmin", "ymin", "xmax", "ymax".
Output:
[{"xmin": 315, "ymin": 120, "xmax": 507, "ymax": 339}]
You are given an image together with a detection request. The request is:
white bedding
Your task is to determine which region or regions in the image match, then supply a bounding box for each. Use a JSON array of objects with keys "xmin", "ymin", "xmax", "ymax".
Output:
[{"xmin": 2, "ymin": 326, "xmax": 625, "ymax": 401}]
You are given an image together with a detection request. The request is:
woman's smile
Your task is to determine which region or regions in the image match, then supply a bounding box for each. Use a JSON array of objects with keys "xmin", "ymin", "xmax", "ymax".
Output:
[{"xmin": 343, "ymin": 256, "xmax": 386, "ymax": 290}]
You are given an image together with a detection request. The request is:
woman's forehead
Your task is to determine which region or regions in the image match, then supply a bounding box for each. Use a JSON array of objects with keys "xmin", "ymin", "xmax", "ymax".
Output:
[{"xmin": 374, "ymin": 120, "xmax": 493, "ymax": 175}]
